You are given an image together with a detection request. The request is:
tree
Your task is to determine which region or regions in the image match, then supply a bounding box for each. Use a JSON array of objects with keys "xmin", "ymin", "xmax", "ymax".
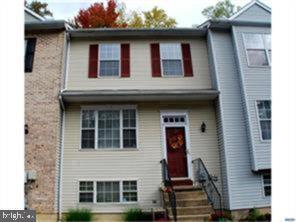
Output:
[
  {"xmin": 128, "ymin": 7, "xmax": 177, "ymax": 28},
  {"xmin": 202, "ymin": 0, "xmax": 241, "ymax": 19},
  {"xmin": 25, "ymin": 0, "xmax": 53, "ymax": 17},
  {"xmin": 74, "ymin": 0, "xmax": 127, "ymax": 28}
]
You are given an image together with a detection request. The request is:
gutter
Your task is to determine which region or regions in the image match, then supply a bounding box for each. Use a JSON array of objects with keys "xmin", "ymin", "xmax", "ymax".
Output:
[
  {"xmin": 68, "ymin": 28, "xmax": 208, "ymax": 39},
  {"xmin": 197, "ymin": 19, "xmax": 271, "ymax": 30},
  {"xmin": 25, "ymin": 20, "xmax": 68, "ymax": 31}
]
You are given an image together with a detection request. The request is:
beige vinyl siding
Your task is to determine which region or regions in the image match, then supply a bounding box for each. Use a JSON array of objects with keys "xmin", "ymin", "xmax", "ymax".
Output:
[
  {"xmin": 66, "ymin": 39, "xmax": 212, "ymax": 90},
  {"xmin": 61, "ymin": 102, "xmax": 221, "ymax": 212}
]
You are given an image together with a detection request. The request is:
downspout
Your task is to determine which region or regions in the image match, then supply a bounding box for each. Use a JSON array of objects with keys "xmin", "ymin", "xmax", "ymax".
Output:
[{"xmin": 57, "ymin": 29, "xmax": 70, "ymax": 222}]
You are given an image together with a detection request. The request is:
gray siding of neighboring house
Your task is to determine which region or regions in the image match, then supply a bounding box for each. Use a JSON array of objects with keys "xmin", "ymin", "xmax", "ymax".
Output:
[
  {"xmin": 233, "ymin": 4, "xmax": 271, "ymax": 22},
  {"xmin": 232, "ymin": 26, "xmax": 271, "ymax": 171},
  {"xmin": 207, "ymin": 33, "xmax": 229, "ymax": 209},
  {"xmin": 25, "ymin": 11, "xmax": 40, "ymax": 22},
  {"xmin": 208, "ymin": 30, "xmax": 270, "ymax": 210}
]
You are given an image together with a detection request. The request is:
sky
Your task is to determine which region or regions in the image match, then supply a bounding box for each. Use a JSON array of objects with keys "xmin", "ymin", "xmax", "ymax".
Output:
[{"xmin": 28, "ymin": 0, "xmax": 272, "ymax": 27}]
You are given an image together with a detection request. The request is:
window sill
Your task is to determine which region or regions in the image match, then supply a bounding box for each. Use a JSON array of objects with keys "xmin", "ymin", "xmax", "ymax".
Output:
[
  {"xmin": 78, "ymin": 201, "xmax": 138, "ymax": 205},
  {"xmin": 247, "ymin": 65, "xmax": 271, "ymax": 68},
  {"xmin": 79, "ymin": 148, "xmax": 139, "ymax": 151},
  {"xmin": 161, "ymin": 75, "xmax": 184, "ymax": 78},
  {"xmin": 259, "ymin": 139, "xmax": 271, "ymax": 143}
]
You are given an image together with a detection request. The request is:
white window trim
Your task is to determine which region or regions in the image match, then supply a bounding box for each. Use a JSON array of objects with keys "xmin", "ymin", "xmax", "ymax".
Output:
[
  {"xmin": 160, "ymin": 110, "xmax": 193, "ymax": 181},
  {"xmin": 261, "ymin": 173, "xmax": 271, "ymax": 198},
  {"xmin": 159, "ymin": 43, "xmax": 185, "ymax": 77},
  {"xmin": 77, "ymin": 179, "xmax": 139, "ymax": 204},
  {"xmin": 98, "ymin": 43, "xmax": 121, "ymax": 78},
  {"xmin": 255, "ymin": 100, "xmax": 271, "ymax": 143},
  {"xmin": 78, "ymin": 181, "xmax": 95, "ymax": 203},
  {"xmin": 243, "ymin": 33, "xmax": 271, "ymax": 68},
  {"xmin": 80, "ymin": 105, "xmax": 138, "ymax": 150}
]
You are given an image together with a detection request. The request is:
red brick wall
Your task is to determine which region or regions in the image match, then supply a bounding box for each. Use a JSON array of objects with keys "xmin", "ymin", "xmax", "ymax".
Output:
[{"xmin": 25, "ymin": 31, "xmax": 65, "ymax": 213}]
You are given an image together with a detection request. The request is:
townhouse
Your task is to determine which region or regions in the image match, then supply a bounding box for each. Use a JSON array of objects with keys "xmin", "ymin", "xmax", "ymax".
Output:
[
  {"xmin": 24, "ymin": 7, "xmax": 70, "ymax": 221},
  {"xmin": 58, "ymin": 1, "xmax": 271, "ymax": 221},
  {"xmin": 24, "ymin": 0, "xmax": 271, "ymax": 221},
  {"xmin": 201, "ymin": 1, "xmax": 271, "ymax": 217}
]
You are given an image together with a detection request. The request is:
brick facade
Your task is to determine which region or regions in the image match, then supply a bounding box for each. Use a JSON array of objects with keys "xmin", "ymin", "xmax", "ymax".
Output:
[{"xmin": 25, "ymin": 31, "xmax": 65, "ymax": 214}]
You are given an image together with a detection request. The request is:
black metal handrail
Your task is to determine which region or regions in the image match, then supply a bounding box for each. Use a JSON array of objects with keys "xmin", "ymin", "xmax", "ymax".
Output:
[
  {"xmin": 160, "ymin": 159, "xmax": 177, "ymax": 222},
  {"xmin": 192, "ymin": 158, "xmax": 222, "ymax": 213}
]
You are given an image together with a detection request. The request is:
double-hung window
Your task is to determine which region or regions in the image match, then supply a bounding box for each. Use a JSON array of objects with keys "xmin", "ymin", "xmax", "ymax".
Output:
[
  {"xmin": 243, "ymin": 33, "xmax": 271, "ymax": 67},
  {"xmin": 24, "ymin": 38, "xmax": 37, "ymax": 72},
  {"xmin": 79, "ymin": 180, "xmax": 138, "ymax": 203},
  {"xmin": 256, "ymin": 101, "xmax": 271, "ymax": 141},
  {"xmin": 97, "ymin": 181, "xmax": 120, "ymax": 203},
  {"xmin": 122, "ymin": 181, "xmax": 138, "ymax": 202},
  {"xmin": 99, "ymin": 44, "xmax": 120, "ymax": 77},
  {"xmin": 79, "ymin": 181, "xmax": 94, "ymax": 203},
  {"xmin": 81, "ymin": 110, "xmax": 96, "ymax": 148},
  {"xmin": 160, "ymin": 43, "xmax": 183, "ymax": 76},
  {"xmin": 81, "ymin": 107, "xmax": 137, "ymax": 149},
  {"xmin": 262, "ymin": 173, "xmax": 271, "ymax": 196}
]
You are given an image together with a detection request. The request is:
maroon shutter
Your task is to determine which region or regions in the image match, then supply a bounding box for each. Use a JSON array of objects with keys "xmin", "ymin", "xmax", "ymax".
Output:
[
  {"xmin": 150, "ymin": 43, "xmax": 161, "ymax": 77},
  {"xmin": 181, "ymin": 43, "xmax": 193, "ymax": 77},
  {"xmin": 88, "ymin": 44, "xmax": 98, "ymax": 78},
  {"xmin": 121, "ymin": 44, "xmax": 130, "ymax": 77}
]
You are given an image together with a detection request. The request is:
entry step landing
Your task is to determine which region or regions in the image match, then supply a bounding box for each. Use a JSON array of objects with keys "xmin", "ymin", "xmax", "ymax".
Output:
[
  {"xmin": 171, "ymin": 178, "xmax": 193, "ymax": 187},
  {"xmin": 162, "ymin": 181, "xmax": 214, "ymax": 222}
]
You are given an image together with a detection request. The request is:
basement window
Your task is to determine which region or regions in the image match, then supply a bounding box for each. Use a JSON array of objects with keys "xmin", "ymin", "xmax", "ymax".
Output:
[
  {"xmin": 79, "ymin": 181, "xmax": 94, "ymax": 203},
  {"xmin": 79, "ymin": 180, "xmax": 138, "ymax": 203},
  {"xmin": 262, "ymin": 173, "xmax": 271, "ymax": 197}
]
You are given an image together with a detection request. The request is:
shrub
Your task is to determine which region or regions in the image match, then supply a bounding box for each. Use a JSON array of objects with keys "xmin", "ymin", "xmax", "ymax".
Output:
[
  {"xmin": 240, "ymin": 208, "xmax": 271, "ymax": 221},
  {"xmin": 210, "ymin": 210, "xmax": 233, "ymax": 221},
  {"xmin": 123, "ymin": 208, "xmax": 152, "ymax": 221},
  {"xmin": 65, "ymin": 208, "xmax": 92, "ymax": 221}
]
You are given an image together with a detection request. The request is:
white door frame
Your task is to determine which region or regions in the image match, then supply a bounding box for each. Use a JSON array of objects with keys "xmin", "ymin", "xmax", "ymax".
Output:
[{"xmin": 160, "ymin": 110, "xmax": 193, "ymax": 180}]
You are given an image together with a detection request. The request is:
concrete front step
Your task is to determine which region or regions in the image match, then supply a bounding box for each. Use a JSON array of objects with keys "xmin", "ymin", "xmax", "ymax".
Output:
[
  {"xmin": 168, "ymin": 206, "xmax": 213, "ymax": 216},
  {"xmin": 166, "ymin": 198, "xmax": 209, "ymax": 207},
  {"xmin": 169, "ymin": 214, "xmax": 210, "ymax": 221},
  {"xmin": 164, "ymin": 190, "xmax": 207, "ymax": 200},
  {"xmin": 173, "ymin": 185, "xmax": 202, "ymax": 191}
]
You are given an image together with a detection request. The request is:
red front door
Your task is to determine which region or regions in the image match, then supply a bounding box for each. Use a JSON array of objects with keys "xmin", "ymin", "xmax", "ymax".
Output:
[{"xmin": 166, "ymin": 127, "xmax": 188, "ymax": 178}]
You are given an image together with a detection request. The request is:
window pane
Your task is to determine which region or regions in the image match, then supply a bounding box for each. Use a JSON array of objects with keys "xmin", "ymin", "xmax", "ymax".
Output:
[
  {"xmin": 123, "ymin": 129, "xmax": 137, "ymax": 148},
  {"xmin": 79, "ymin": 193, "xmax": 93, "ymax": 202},
  {"xmin": 260, "ymin": 120, "xmax": 271, "ymax": 140},
  {"xmin": 80, "ymin": 181, "xmax": 93, "ymax": 191},
  {"xmin": 100, "ymin": 61, "xmax": 119, "ymax": 76},
  {"xmin": 123, "ymin": 192, "xmax": 137, "ymax": 202},
  {"xmin": 100, "ymin": 44, "xmax": 120, "ymax": 60},
  {"xmin": 264, "ymin": 186, "xmax": 271, "ymax": 196},
  {"xmin": 98, "ymin": 111, "xmax": 120, "ymax": 149},
  {"xmin": 247, "ymin": 50, "xmax": 268, "ymax": 66},
  {"xmin": 123, "ymin": 181, "xmax": 137, "ymax": 191},
  {"xmin": 82, "ymin": 110, "xmax": 95, "ymax": 128},
  {"xmin": 81, "ymin": 130, "xmax": 95, "ymax": 148},
  {"xmin": 162, "ymin": 60, "xmax": 183, "ymax": 76},
  {"xmin": 96, "ymin": 181, "xmax": 120, "ymax": 203},
  {"xmin": 160, "ymin": 43, "xmax": 182, "ymax": 59},
  {"xmin": 123, "ymin": 110, "xmax": 136, "ymax": 127},
  {"xmin": 257, "ymin": 101, "xmax": 271, "ymax": 119},
  {"xmin": 244, "ymin": 34, "xmax": 264, "ymax": 49}
]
